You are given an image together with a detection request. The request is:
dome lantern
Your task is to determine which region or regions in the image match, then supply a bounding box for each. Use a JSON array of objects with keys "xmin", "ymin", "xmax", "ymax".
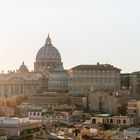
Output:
[{"xmin": 45, "ymin": 34, "xmax": 52, "ymax": 45}]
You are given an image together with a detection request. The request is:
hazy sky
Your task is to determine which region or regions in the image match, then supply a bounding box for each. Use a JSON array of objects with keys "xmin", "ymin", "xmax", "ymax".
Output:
[{"xmin": 0, "ymin": 0, "xmax": 140, "ymax": 73}]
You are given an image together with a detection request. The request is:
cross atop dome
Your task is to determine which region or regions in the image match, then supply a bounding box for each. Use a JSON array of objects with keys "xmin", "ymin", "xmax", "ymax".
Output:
[{"xmin": 45, "ymin": 33, "xmax": 52, "ymax": 45}]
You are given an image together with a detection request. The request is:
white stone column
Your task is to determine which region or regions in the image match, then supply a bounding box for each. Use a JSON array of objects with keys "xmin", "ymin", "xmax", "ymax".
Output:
[
  {"xmin": 1, "ymin": 86, "xmax": 4, "ymax": 98},
  {"xmin": 0, "ymin": 86, "xmax": 1, "ymax": 98},
  {"xmin": 18, "ymin": 85, "xmax": 20, "ymax": 95},
  {"xmin": 8, "ymin": 85, "xmax": 11, "ymax": 98},
  {"xmin": 13, "ymin": 85, "xmax": 16, "ymax": 96},
  {"xmin": 24, "ymin": 85, "xmax": 27, "ymax": 95},
  {"xmin": 23, "ymin": 85, "xmax": 25, "ymax": 95}
]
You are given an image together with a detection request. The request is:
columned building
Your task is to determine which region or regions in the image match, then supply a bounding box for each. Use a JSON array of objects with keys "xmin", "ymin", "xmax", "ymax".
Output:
[{"xmin": 0, "ymin": 63, "xmax": 40, "ymax": 98}]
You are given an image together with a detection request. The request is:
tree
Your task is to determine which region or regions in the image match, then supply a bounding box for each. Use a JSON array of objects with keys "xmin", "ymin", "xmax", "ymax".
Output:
[{"xmin": 0, "ymin": 95, "xmax": 29, "ymax": 107}]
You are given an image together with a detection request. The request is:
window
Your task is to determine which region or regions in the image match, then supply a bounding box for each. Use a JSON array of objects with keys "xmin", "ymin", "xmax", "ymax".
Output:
[
  {"xmin": 92, "ymin": 119, "xmax": 96, "ymax": 124},
  {"xmin": 123, "ymin": 120, "xmax": 126, "ymax": 124},
  {"xmin": 110, "ymin": 119, "xmax": 113, "ymax": 123},
  {"xmin": 133, "ymin": 104, "xmax": 137, "ymax": 107}
]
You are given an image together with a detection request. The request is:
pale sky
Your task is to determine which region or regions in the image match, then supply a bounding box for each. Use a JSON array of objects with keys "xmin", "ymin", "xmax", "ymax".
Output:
[{"xmin": 0, "ymin": 0, "xmax": 140, "ymax": 73}]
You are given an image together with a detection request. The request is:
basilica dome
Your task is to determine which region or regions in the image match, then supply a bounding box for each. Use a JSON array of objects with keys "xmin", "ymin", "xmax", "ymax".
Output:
[
  {"xmin": 36, "ymin": 35, "xmax": 61, "ymax": 63},
  {"xmin": 34, "ymin": 35, "xmax": 63, "ymax": 73}
]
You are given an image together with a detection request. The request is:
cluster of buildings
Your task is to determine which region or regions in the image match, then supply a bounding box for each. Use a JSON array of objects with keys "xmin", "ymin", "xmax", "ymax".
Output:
[
  {"xmin": 1, "ymin": 35, "xmax": 140, "ymax": 139},
  {"xmin": 0, "ymin": 34, "xmax": 122, "ymax": 99},
  {"xmin": 0, "ymin": 117, "xmax": 42, "ymax": 140},
  {"xmin": 0, "ymin": 35, "xmax": 139, "ymax": 99}
]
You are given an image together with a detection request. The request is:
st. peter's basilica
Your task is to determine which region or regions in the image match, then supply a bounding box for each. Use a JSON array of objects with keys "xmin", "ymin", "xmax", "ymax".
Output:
[{"xmin": 0, "ymin": 35, "xmax": 69, "ymax": 98}]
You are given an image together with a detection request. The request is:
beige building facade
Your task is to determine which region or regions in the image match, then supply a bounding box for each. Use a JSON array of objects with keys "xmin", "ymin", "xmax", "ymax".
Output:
[
  {"xmin": 0, "ymin": 66, "xmax": 40, "ymax": 98},
  {"xmin": 87, "ymin": 91, "xmax": 119, "ymax": 115},
  {"xmin": 29, "ymin": 92, "xmax": 70, "ymax": 106},
  {"xmin": 68, "ymin": 64, "xmax": 121, "ymax": 96},
  {"xmin": 127, "ymin": 100, "xmax": 140, "ymax": 117},
  {"xmin": 91, "ymin": 115, "xmax": 137, "ymax": 128}
]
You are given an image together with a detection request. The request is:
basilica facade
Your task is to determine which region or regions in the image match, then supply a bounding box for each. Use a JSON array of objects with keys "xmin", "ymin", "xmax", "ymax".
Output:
[{"xmin": 0, "ymin": 35, "xmax": 121, "ymax": 100}]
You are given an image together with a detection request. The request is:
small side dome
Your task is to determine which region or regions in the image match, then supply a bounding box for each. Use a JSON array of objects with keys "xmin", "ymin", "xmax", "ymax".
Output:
[{"xmin": 19, "ymin": 62, "xmax": 29, "ymax": 73}]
